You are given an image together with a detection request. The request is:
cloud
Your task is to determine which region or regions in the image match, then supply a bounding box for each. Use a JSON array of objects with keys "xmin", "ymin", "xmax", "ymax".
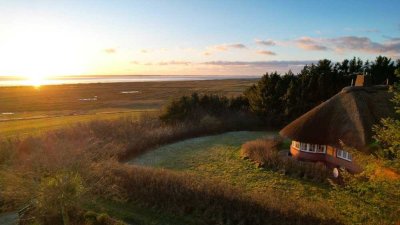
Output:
[
  {"xmin": 202, "ymin": 60, "xmax": 315, "ymax": 67},
  {"xmin": 157, "ymin": 60, "xmax": 191, "ymax": 66},
  {"xmin": 255, "ymin": 39, "xmax": 276, "ymax": 46},
  {"xmin": 293, "ymin": 36, "xmax": 400, "ymax": 55},
  {"xmin": 364, "ymin": 29, "xmax": 380, "ymax": 33},
  {"xmin": 256, "ymin": 50, "xmax": 276, "ymax": 55},
  {"xmin": 130, "ymin": 60, "xmax": 317, "ymax": 74},
  {"xmin": 226, "ymin": 43, "xmax": 247, "ymax": 49},
  {"xmin": 201, "ymin": 60, "xmax": 317, "ymax": 73},
  {"xmin": 344, "ymin": 27, "xmax": 380, "ymax": 33},
  {"xmin": 131, "ymin": 60, "xmax": 315, "ymax": 68},
  {"xmin": 131, "ymin": 60, "xmax": 191, "ymax": 66},
  {"xmin": 210, "ymin": 43, "xmax": 247, "ymax": 51},
  {"xmin": 296, "ymin": 37, "xmax": 329, "ymax": 51},
  {"xmin": 104, "ymin": 48, "xmax": 116, "ymax": 54},
  {"xmin": 329, "ymin": 36, "xmax": 400, "ymax": 54},
  {"xmin": 201, "ymin": 60, "xmax": 318, "ymax": 73}
]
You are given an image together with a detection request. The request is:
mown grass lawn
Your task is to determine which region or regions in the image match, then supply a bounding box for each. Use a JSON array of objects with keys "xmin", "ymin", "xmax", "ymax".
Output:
[
  {"xmin": 130, "ymin": 131, "xmax": 330, "ymax": 198},
  {"xmin": 130, "ymin": 131, "xmax": 400, "ymax": 225}
]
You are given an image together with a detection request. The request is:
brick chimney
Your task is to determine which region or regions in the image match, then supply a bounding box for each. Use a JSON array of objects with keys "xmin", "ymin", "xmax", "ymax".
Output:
[{"xmin": 354, "ymin": 74, "xmax": 371, "ymax": 87}]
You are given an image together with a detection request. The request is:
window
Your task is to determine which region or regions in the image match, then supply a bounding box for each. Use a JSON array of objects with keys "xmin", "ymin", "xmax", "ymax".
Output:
[
  {"xmin": 298, "ymin": 143, "xmax": 327, "ymax": 154},
  {"xmin": 337, "ymin": 149, "xmax": 352, "ymax": 161},
  {"xmin": 308, "ymin": 144, "xmax": 317, "ymax": 152},
  {"xmin": 300, "ymin": 142, "xmax": 308, "ymax": 151},
  {"xmin": 293, "ymin": 141, "xmax": 300, "ymax": 149},
  {"xmin": 316, "ymin": 145, "xmax": 326, "ymax": 153}
]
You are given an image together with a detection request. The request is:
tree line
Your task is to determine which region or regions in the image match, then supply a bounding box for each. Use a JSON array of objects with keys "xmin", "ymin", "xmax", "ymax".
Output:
[{"xmin": 161, "ymin": 56, "xmax": 400, "ymax": 127}]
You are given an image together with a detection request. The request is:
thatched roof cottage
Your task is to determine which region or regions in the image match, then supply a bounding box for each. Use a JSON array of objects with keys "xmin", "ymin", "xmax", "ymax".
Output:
[{"xmin": 280, "ymin": 76, "xmax": 394, "ymax": 173}]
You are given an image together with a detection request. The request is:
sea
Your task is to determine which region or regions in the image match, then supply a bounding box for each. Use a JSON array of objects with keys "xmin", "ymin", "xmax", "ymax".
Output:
[{"xmin": 0, "ymin": 75, "xmax": 260, "ymax": 87}]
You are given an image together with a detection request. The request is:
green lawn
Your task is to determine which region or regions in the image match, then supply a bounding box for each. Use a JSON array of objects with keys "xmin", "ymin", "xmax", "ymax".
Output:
[
  {"xmin": 130, "ymin": 131, "xmax": 330, "ymax": 196},
  {"xmin": 130, "ymin": 131, "xmax": 400, "ymax": 225}
]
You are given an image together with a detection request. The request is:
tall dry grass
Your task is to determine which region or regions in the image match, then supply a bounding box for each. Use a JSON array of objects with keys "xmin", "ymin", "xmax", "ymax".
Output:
[
  {"xmin": 0, "ymin": 115, "xmax": 336, "ymax": 224},
  {"xmin": 89, "ymin": 160, "xmax": 341, "ymax": 225}
]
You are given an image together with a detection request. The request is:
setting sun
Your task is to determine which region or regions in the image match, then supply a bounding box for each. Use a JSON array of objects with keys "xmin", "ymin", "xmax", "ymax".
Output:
[
  {"xmin": 23, "ymin": 73, "xmax": 45, "ymax": 87},
  {"xmin": 0, "ymin": 19, "xmax": 88, "ymax": 84}
]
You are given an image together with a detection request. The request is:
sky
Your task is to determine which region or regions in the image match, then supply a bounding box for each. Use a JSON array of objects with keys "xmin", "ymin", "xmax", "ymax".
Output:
[{"xmin": 0, "ymin": 0, "xmax": 399, "ymax": 78}]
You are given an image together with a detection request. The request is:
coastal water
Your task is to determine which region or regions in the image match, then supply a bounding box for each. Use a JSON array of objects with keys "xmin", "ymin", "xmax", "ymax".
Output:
[{"xmin": 0, "ymin": 75, "xmax": 260, "ymax": 87}]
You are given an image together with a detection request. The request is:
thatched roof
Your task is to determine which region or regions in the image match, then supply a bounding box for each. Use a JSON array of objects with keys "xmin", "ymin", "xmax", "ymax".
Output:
[{"xmin": 280, "ymin": 85, "xmax": 395, "ymax": 150}]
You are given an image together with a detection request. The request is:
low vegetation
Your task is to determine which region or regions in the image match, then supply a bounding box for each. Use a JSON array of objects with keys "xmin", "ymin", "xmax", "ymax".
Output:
[
  {"xmin": 0, "ymin": 79, "xmax": 253, "ymax": 113},
  {"xmin": 133, "ymin": 131, "xmax": 400, "ymax": 225},
  {"xmin": 240, "ymin": 137, "xmax": 329, "ymax": 183},
  {"xmin": 0, "ymin": 114, "xmax": 268, "ymax": 224},
  {"xmin": 92, "ymin": 161, "xmax": 340, "ymax": 225},
  {"xmin": 0, "ymin": 110, "xmax": 148, "ymax": 138},
  {"xmin": 1, "ymin": 57, "xmax": 399, "ymax": 224},
  {"xmin": 160, "ymin": 92, "xmax": 253, "ymax": 123},
  {"xmin": 0, "ymin": 120, "xmax": 339, "ymax": 225}
]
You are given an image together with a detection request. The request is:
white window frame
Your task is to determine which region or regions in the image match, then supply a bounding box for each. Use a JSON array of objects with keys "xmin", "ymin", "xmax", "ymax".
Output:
[
  {"xmin": 295, "ymin": 142, "xmax": 327, "ymax": 154},
  {"xmin": 308, "ymin": 144, "xmax": 317, "ymax": 153},
  {"xmin": 316, "ymin": 145, "xmax": 326, "ymax": 153},
  {"xmin": 300, "ymin": 142, "xmax": 308, "ymax": 151},
  {"xmin": 336, "ymin": 149, "xmax": 352, "ymax": 161}
]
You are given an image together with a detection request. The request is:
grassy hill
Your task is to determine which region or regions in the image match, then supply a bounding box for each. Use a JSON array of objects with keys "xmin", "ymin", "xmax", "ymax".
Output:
[{"xmin": 130, "ymin": 131, "xmax": 400, "ymax": 225}]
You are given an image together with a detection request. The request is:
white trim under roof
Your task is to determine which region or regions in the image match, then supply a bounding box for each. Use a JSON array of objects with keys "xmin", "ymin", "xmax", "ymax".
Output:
[{"xmin": 292, "ymin": 141, "xmax": 326, "ymax": 154}]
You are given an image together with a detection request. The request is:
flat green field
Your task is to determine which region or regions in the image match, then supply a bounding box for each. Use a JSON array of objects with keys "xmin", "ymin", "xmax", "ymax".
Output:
[
  {"xmin": 130, "ymin": 131, "xmax": 400, "ymax": 225},
  {"xmin": 0, "ymin": 79, "xmax": 255, "ymax": 137}
]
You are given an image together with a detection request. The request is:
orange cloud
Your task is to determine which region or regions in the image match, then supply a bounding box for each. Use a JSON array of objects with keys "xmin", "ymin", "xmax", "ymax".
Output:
[
  {"xmin": 104, "ymin": 48, "xmax": 116, "ymax": 54},
  {"xmin": 256, "ymin": 50, "xmax": 276, "ymax": 55}
]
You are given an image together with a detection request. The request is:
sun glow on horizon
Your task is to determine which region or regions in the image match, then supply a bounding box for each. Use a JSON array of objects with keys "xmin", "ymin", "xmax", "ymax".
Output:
[{"xmin": 0, "ymin": 19, "xmax": 90, "ymax": 86}]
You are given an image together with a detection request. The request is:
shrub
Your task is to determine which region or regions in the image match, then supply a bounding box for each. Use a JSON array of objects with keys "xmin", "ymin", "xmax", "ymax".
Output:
[
  {"xmin": 241, "ymin": 137, "xmax": 282, "ymax": 167},
  {"xmin": 241, "ymin": 138, "xmax": 330, "ymax": 183}
]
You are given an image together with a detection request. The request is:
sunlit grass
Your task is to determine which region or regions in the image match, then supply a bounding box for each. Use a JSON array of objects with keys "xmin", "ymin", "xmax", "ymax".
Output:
[
  {"xmin": 0, "ymin": 110, "xmax": 151, "ymax": 137},
  {"xmin": 132, "ymin": 131, "xmax": 400, "ymax": 225}
]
